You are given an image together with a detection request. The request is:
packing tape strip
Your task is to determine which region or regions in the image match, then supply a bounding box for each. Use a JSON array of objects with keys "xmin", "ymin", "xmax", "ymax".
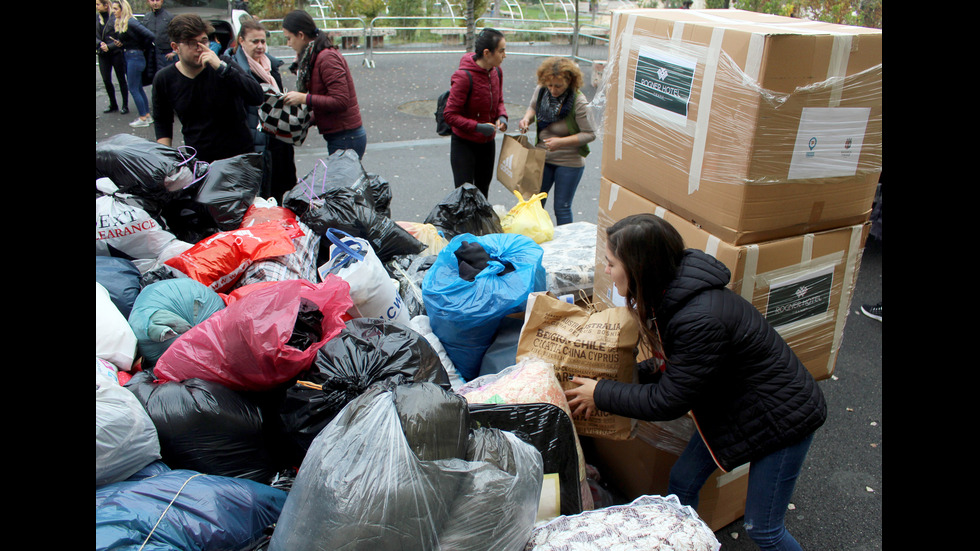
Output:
[
  {"xmin": 687, "ymin": 26, "xmax": 725, "ymax": 195},
  {"xmin": 613, "ymin": 12, "xmax": 636, "ymax": 162},
  {"xmin": 826, "ymin": 224, "xmax": 865, "ymax": 374}
]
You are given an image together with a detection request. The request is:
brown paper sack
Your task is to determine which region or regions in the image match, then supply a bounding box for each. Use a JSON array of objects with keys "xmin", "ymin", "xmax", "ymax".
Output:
[
  {"xmin": 517, "ymin": 292, "xmax": 639, "ymax": 440},
  {"xmin": 497, "ymin": 134, "xmax": 546, "ymax": 200}
]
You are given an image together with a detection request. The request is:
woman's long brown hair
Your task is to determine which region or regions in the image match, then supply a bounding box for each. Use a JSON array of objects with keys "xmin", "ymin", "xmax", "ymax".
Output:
[{"xmin": 606, "ymin": 214, "xmax": 684, "ymax": 355}]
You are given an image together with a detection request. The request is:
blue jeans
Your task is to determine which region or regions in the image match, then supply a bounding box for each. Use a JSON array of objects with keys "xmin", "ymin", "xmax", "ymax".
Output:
[
  {"xmin": 323, "ymin": 125, "xmax": 367, "ymax": 159},
  {"xmin": 668, "ymin": 431, "xmax": 814, "ymax": 551},
  {"xmin": 539, "ymin": 163, "xmax": 585, "ymax": 225},
  {"xmin": 123, "ymin": 50, "xmax": 149, "ymax": 117}
]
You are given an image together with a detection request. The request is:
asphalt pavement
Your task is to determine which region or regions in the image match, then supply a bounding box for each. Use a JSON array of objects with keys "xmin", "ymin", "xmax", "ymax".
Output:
[{"xmin": 95, "ymin": 47, "xmax": 882, "ymax": 551}]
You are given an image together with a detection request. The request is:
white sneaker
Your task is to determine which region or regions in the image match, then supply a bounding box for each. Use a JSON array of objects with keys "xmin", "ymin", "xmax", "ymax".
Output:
[{"xmin": 129, "ymin": 118, "xmax": 151, "ymax": 128}]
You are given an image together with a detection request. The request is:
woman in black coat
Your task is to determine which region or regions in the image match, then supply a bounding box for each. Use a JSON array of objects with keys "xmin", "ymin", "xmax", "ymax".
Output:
[
  {"xmin": 96, "ymin": 0, "xmax": 128, "ymax": 114},
  {"xmin": 565, "ymin": 213, "xmax": 826, "ymax": 551},
  {"xmin": 231, "ymin": 18, "xmax": 296, "ymax": 202}
]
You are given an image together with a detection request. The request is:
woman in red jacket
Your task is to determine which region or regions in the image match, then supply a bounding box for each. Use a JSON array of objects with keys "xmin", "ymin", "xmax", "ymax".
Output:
[
  {"xmin": 443, "ymin": 28, "xmax": 508, "ymax": 197},
  {"xmin": 282, "ymin": 10, "xmax": 367, "ymax": 159}
]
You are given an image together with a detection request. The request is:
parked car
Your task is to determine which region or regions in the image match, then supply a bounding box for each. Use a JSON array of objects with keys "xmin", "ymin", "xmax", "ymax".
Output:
[{"xmin": 134, "ymin": 0, "xmax": 250, "ymax": 55}]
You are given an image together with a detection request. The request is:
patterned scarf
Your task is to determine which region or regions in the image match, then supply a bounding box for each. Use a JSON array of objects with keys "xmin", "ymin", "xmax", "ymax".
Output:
[
  {"xmin": 536, "ymin": 88, "xmax": 573, "ymax": 132},
  {"xmin": 290, "ymin": 41, "xmax": 316, "ymax": 93}
]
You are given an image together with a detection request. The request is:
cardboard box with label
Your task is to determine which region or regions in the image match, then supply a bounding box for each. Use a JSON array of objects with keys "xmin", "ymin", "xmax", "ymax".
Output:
[
  {"xmin": 598, "ymin": 9, "xmax": 882, "ymax": 244},
  {"xmin": 594, "ymin": 178, "xmax": 868, "ymax": 381}
]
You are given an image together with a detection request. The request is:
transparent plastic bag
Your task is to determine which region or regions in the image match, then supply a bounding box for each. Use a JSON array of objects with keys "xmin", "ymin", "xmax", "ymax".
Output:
[{"xmin": 269, "ymin": 382, "xmax": 543, "ymax": 551}]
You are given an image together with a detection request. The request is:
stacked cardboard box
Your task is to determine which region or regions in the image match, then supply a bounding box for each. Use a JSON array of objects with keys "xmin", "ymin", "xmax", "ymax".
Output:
[{"xmin": 588, "ymin": 8, "xmax": 882, "ymax": 527}]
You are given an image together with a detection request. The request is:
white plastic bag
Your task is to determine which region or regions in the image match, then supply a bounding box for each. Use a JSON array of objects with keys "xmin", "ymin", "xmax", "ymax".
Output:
[
  {"xmin": 96, "ymin": 370, "xmax": 161, "ymax": 486},
  {"xmin": 96, "ymin": 282, "xmax": 138, "ymax": 372},
  {"xmin": 319, "ymin": 228, "xmax": 410, "ymax": 326},
  {"xmin": 96, "ymin": 177, "xmax": 192, "ymax": 273}
]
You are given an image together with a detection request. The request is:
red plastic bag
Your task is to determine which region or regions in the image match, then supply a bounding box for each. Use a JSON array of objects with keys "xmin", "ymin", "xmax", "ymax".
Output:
[
  {"xmin": 164, "ymin": 219, "xmax": 304, "ymax": 293},
  {"xmin": 153, "ymin": 277, "xmax": 353, "ymax": 391}
]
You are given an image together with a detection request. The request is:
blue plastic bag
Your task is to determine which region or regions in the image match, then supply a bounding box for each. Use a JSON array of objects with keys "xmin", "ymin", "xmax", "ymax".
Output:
[
  {"xmin": 95, "ymin": 256, "xmax": 142, "ymax": 318},
  {"xmin": 127, "ymin": 278, "xmax": 226, "ymax": 363},
  {"xmin": 95, "ymin": 463, "xmax": 286, "ymax": 551},
  {"xmin": 422, "ymin": 232, "xmax": 546, "ymax": 381}
]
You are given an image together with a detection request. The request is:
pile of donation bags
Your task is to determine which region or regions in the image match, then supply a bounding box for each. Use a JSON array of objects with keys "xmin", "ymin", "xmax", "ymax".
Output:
[{"xmin": 95, "ymin": 136, "xmax": 719, "ymax": 550}]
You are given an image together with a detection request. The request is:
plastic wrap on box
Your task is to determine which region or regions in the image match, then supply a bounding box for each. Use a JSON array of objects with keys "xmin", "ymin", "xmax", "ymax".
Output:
[
  {"xmin": 592, "ymin": 9, "xmax": 883, "ymax": 187},
  {"xmin": 538, "ymin": 221, "xmax": 597, "ymax": 297},
  {"xmin": 592, "ymin": 9, "xmax": 882, "ymax": 244}
]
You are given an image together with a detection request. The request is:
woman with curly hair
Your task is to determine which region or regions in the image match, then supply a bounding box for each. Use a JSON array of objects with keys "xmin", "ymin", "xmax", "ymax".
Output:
[{"xmin": 517, "ymin": 57, "xmax": 595, "ymax": 225}]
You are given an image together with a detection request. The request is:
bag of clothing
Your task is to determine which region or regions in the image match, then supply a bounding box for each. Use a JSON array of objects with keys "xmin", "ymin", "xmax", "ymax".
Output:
[
  {"xmin": 258, "ymin": 83, "xmax": 312, "ymax": 146},
  {"xmin": 191, "ymin": 152, "xmax": 264, "ymax": 231},
  {"xmin": 95, "ymin": 256, "xmax": 143, "ymax": 319},
  {"xmin": 318, "ymin": 228, "xmax": 410, "ymax": 325},
  {"xmin": 386, "ymin": 254, "xmax": 437, "ymax": 318},
  {"xmin": 127, "ymin": 277, "xmax": 226, "ymax": 365},
  {"xmin": 268, "ymin": 381, "xmax": 543, "ymax": 551},
  {"xmin": 284, "ymin": 184, "xmax": 424, "ymax": 264},
  {"xmin": 95, "ymin": 134, "xmax": 208, "ymax": 204},
  {"xmin": 422, "ymin": 232, "xmax": 546, "ymax": 381},
  {"xmin": 96, "ymin": 282, "xmax": 138, "ymax": 372},
  {"xmin": 516, "ymin": 292, "xmax": 640, "ymax": 440},
  {"xmin": 163, "ymin": 219, "xmax": 304, "ymax": 293},
  {"xmin": 125, "ymin": 370, "xmax": 279, "ymax": 482},
  {"xmin": 501, "ymin": 190, "xmax": 555, "ymax": 244},
  {"xmin": 153, "ymin": 277, "xmax": 352, "ymax": 392},
  {"xmin": 538, "ymin": 221, "xmax": 597, "ymax": 297},
  {"xmin": 278, "ymin": 318, "xmax": 450, "ymax": 455},
  {"xmin": 95, "ymin": 462, "xmax": 287, "ymax": 551},
  {"xmin": 524, "ymin": 495, "xmax": 720, "ymax": 551},
  {"xmin": 96, "ymin": 177, "xmax": 194, "ymax": 274},
  {"xmin": 423, "ymin": 183, "xmax": 503, "ymax": 239},
  {"xmin": 96, "ymin": 370, "xmax": 161, "ymax": 487}
]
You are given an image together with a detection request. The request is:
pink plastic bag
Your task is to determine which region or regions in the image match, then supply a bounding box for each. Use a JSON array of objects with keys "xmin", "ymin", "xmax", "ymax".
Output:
[{"xmin": 154, "ymin": 277, "xmax": 353, "ymax": 391}]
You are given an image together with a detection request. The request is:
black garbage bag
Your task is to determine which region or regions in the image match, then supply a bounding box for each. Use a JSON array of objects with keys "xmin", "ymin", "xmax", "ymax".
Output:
[
  {"xmin": 285, "ymin": 185, "xmax": 423, "ymax": 264},
  {"xmin": 423, "ymin": 183, "xmax": 503, "ymax": 239},
  {"xmin": 193, "ymin": 152, "xmax": 263, "ymax": 231},
  {"xmin": 288, "ymin": 149, "xmax": 373, "ymax": 210},
  {"xmin": 159, "ymin": 152, "xmax": 263, "ymax": 243},
  {"xmin": 279, "ymin": 318, "xmax": 450, "ymax": 456},
  {"xmin": 365, "ymin": 172, "xmax": 393, "ymax": 219},
  {"xmin": 96, "ymin": 134, "xmax": 208, "ymax": 205},
  {"xmin": 125, "ymin": 370, "xmax": 279, "ymax": 483},
  {"xmin": 469, "ymin": 401, "xmax": 583, "ymax": 516}
]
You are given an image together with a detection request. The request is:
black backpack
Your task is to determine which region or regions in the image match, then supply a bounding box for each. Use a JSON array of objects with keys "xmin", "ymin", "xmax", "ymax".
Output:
[{"xmin": 435, "ymin": 70, "xmax": 472, "ymax": 136}]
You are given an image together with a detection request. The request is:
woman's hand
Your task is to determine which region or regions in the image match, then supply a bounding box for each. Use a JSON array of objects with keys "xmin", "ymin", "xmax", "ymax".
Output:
[
  {"xmin": 517, "ymin": 117, "xmax": 531, "ymax": 133},
  {"xmin": 542, "ymin": 136, "xmax": 572, "ymax": 151},
  {"xmin": 565, "ymin": 376, "xmax": 599, "ymax": 420},
  {"xmin": 100, "ymin": 41, "xmax": 109, "ymax": 52},
  {"xmin": 283, "ymin": 91, "xmax": 307, "ymax": 107}
]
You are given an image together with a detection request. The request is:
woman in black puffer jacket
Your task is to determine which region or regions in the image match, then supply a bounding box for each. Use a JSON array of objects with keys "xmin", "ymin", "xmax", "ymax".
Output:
[{"xmin": 566, "ymin": 213, "xmax": 826, "ymax": 551}]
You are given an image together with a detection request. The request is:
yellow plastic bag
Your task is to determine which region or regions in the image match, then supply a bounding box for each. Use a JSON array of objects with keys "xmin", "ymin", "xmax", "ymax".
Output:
[
  {"xmin": 501, "ymin": 190, "xmax": 555, "ymax": 244},
  {"xmin": 396, "ymin": 221, "xmax": 449, "ymax": 256}
]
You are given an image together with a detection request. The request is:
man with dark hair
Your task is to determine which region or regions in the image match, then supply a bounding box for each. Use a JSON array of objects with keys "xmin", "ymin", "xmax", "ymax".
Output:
[
  {"xmin": 152, "ymin": 13, "xmax": 264, "ymax": 163},
  {"xmin": 142, "ymin": 0, "xmax": 176, "ymax": 79}
]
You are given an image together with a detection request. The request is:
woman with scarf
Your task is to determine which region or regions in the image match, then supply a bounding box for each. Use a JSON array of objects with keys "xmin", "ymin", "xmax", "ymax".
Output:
[
  {"xmin": 96, "ymin": 0, "xmax": 128, "ymax": 114},
  {"xmin": 110, "ymin": 0, "xmax": 155, "ymax": 127},
  {"xmin": 517, "ymin": 57, "xmax": 595, "ymax": 225},
  {"xmin": 281, "ymin": 10, "xmax": 366, "ymax": 159},
  {"xmin": 232, "ymin": 18, "xmax": 296, "ymax": 202}
]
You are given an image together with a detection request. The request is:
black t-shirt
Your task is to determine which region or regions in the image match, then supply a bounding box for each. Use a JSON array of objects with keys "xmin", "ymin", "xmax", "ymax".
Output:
[{"xmin": 152, "ymin": 58, "xmax": 264, "ymax": 163}]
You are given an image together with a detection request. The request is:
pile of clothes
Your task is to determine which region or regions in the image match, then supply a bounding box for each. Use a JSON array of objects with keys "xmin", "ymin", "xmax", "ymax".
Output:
[{"xmin": 95, "ymin": 136, "xmax": 718, "ymax": 550}]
